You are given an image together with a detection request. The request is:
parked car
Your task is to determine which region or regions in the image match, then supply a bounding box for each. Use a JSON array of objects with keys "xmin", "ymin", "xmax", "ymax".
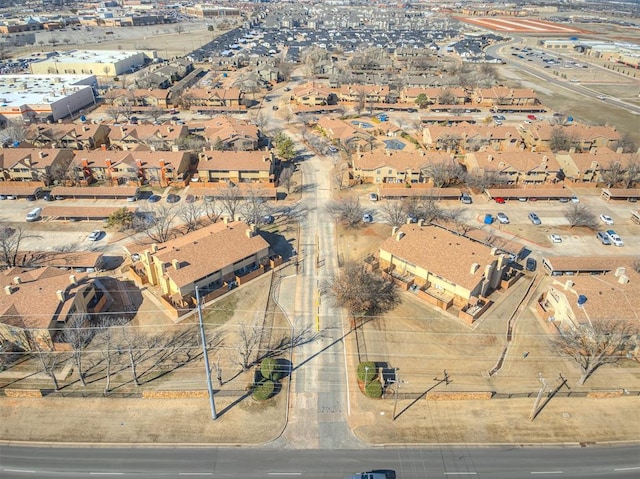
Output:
[
  {"xmin": 26, "ymin": 195, "xmax": 36, "ymax": 201},
  {"xmin": 87, "ymin": 230, "xmax": 103, "ymax": 241},
  {"xmin": 460, "ymin": 193, "xmax": 472, "ymax": 204},
  {"xmin": 262, "ymin": 215, "xmax": 275, "ymax": 224},
  {"xmin": 43, "ymin": 194, "xmax": 55, "ymax": 201},
  {"xmin": 528, "ymin": 212, "xmax": 541, "ymax": 225},
  {"xmin": 369, "ymin": 192, "xmax": 378, "ymax": 202},
  {"xmin": 362, "ymin": 213, "xmax": 373, "ymax": 223},
  {"xmin": 185, "ymin": 194, "xmax": 195, "ymax": 203},
  {"xmin": 54, "ymin": 195, "xmax": 64, "ymax": 201},
  {"xmin": 6, "ymin": 194, "xmax": 17, "ymax": 200},
  {"xmin": 571, "ymin": 195, "xmax": 580, "ymax": 203},
  {"xmin": 0, "ymin": 195, "xmax": 6, "ymax": 200},
  {"xmin": 558, "ymin": 197, "xmax": 569, "ymax": 203},
  {"xmin": 596, "ymin": 231, "xmax": 611, "ymax": 245},
  {"xmin": 127, "ymin": 195, "xmax": 138, "ymax": 202},
  {"xmin": 148, "ymin": 194, "xmax": 161, "ymax": 203},
  {"xmin": 496, "ymin": 212, "xmax": 509, "ymax": 224},
  {"xmin": 606, "ymin": 229, "xmax": 624, "ymax": 247},
  {"xmin": 526, "ymin": 258, "xmax": 537, "ymax": 272},
  {"xmin": 166, "ymin": 194, "xmax": 180, "ymax": 203},
  {"xmin": 494, "ymin": 197, "xmax": 505, "ymax": 204},
  {"xmin": 599, "ymin": 214, "xmax": 614, "ymax": 225},
  {"xmin": 549, "ymin": 234, "xmax": 562, "ymax": 243}
]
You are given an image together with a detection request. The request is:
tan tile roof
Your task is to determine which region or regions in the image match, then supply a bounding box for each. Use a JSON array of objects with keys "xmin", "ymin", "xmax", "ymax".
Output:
[
  {"xmin": 524, "ymin": 122, "xmax": 620, "ymax": 142},
  {"xmin": 568, "ymin": 148, "xmax": 637, "ymax": 171},
  {"xmin": 202, "ymin": 115, "xmax": 258, "ymax": 143},
  {"xmin": 0, "ymin": 267, "xmax": 91, "ymax": 329},
  {"xmin": 0, "ymin": 148, "xmax": 71, "ymax": 170},
  {"xmin": 354, "ymin": 149, "xmax": 453, "ymax": 171},
  {"xmin": 542, "ymin": 256, "xmax": 631, "ymax": 273},
  {"xmin": 550, "ymin": 265, "xmax": 640, "ymax": 324},
  {"xmin": 108, "ymin": 124, "xmax": 188, "ymax": 142},
  {"xmin": 379, "ymin": 224, "xmax": 498, "ymax": 290},
  {"xmin": 186, "ymin": 87, "xmax": 241, "ymax": 101},
  {"xmin": 151, "ymin": 221, "xmax": 270, "ymax": 289},
  {"xmin": 466, "ymin": 148, "xmax": 560, "ymax": 173},
  {"xmin": 293, "ymin": 82, "xmax": 332, "ymax": 97},
  {"xmin": 198, "ymin": 150, "xmax": 273, "ymax": 172}
]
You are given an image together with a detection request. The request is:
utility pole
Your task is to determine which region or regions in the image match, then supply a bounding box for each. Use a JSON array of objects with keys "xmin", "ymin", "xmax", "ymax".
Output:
[
  {"xmin": 195, "ymin": 287, "xmax": 217, "ymax": 420},
  {"xmin": 530, "ymin": 373, "xmax": 547, "ymax": 421}
]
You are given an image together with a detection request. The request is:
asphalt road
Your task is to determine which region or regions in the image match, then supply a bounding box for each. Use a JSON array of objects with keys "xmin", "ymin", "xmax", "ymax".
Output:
[{"xmin": 1, "ymin": 445, "xmax": 639, "ymax": 478}]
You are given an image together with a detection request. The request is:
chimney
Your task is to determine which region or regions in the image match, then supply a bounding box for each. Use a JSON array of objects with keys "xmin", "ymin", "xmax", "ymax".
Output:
[
  {"xmin": 470, "ymin": 263, "xmax": 480, "ymax": 274},
  {"xmin": 159, "ymin": 160, "xmax": 165, "ymax": 168},
  {"xmin": 590, "ymin": 147, "xmax": 597, "ymax": 154},
  {"xmin": 106, "ymin": 159, "xmax": 112, "ymax": 167},
  {"xmin": 101, "ymin": 144, "xmax": 107, "ymax": 150},
  {"xmin": 81, "ymin": 159, "xmax": 88, "ymax": 167},
  {"xmin": 614, "ymin": 266, "xmax": 626, "ymax": 277},
  {"xmin": 223, "ymin": 216, "xmax": 229, "ymax": 224},
  {"xmin": 392, "ymin": 226, "xmax": 399, "ymax": 236},
  {"xmin": 151, "ymin": 243, "xmax": 158, "ymax": 253},
  {"xmin": 396, "ymin": 231, "xmax": 405, "ymax": 241},
  {"xmin": 564, "ymin": 280, "xmax": 574, "ymax": 290},
  {"xmin": 56, "ymin": 290, "xmax": 65, "ymax": 302},
  {"xmin": 4, "ymin": 285, "xmax": 13, "ymax": 295},
  {"xmin": 13, "ymin": 276, "xmax": 21, "ymax": 285},
  {"xmin": 569, "ymin": 147, "xmax": 575, "ymax": 154},
  {"xmin": 531, "ymin": 146, "xmax": 536, "ymax": 152},
  {"xmin": 490, "ymin": 247, "xmax": 498, "ymax": 256},
  {"xmin": 487, "ymin": 154, "xmax": 493, "ymax": 162},
  {"xmin": 418, "ymin": 218, "xmax": 425, "ymax": 226},
  {"xmin": 136, "ymin": 159, "xmax": 142, "ymax": 167},
  {"xmin": 39, "ymin": 151, "xmax": 46, "ymax": 158},
  {"xmin": 246, "ymin": 225, "xmax": 256, "ymax": 238},
  {"xmin": 69, "ymin": 275, "xmax": 77, "ymax": 286},
  {"xmin": 172, "ymin": 259, "xmax": 180, "ymax": 270}
]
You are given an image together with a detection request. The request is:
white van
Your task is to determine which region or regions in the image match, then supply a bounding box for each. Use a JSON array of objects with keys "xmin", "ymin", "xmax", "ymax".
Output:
[{"xmin": 26, "ymin": 207, "xmax": 42, "ymax": 222}]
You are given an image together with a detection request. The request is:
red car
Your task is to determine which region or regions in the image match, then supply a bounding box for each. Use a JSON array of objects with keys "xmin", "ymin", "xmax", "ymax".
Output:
[
  {"xmin": 495, "ymin": 197, "xmax": 505, "ymax": 204},
  {"xmin": 527, "ymin": 114, "xmax": 536, "ymax": 120}
]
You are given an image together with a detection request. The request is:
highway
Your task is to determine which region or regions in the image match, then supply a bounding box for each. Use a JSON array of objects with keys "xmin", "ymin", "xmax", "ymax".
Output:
[{"xmin": 1, "ymin": 445, "xmax": 639, "ymax": 478}]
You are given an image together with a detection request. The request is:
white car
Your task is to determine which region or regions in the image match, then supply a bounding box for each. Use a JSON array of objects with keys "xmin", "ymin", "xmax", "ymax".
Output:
[
  {"xmin": 87, "ymin": 230, "xmax": 103, "ymax": 241},
  {"xmin": 549, "ymin": 234, "xmax": 562, "ymax": 244},
  {"xmin": 496, "ymin": 212, "xmax": 510, "ymax": 224},
  {"xmin": 606, "ymin": 230, "xmax": 624, "ymax": 247},
  {"xmin": 599, "ymin": 214, "xmax": 614, "ymax": 225},
  {"xmin": 362, "ymin": 214, "xmax": 373, "ymax": 223}
]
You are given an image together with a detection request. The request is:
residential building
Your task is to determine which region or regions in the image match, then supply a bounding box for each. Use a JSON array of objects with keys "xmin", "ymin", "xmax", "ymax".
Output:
[
  {"xmin": 473, "ymin": 87, "xmax": 539, "ymax": 106},
  {"xmin": 520, "ymin": 122, "xmax": 621, "ymax": 152},
  {"xmin": 0, "ymin": 267, "xmax": 109, "ymax": 351},
  {"xmin": 537, "ymin": 263, "xmax": 639, "ymax": 331},
  {"xmin": 107, "ymin": 124, "xmax": 188, "ymax": 151},
  {"xmin": 195, "ymin": 150, "xmax": 275, "ymax": 184},
  {"xmin": 104, "ymin": 88, "xmax": 170, "ymax": 109},
  {"xmin": 127, "ymin": 221, "xmax": 270, "ymax": 308},
  {"xmin": 378, "ymin": 224, "xmax": 510, "ymax": 324},
  {"xmin": 554, "ymin": 147, "xmax": 637, "ymax": 184},
  {"xmin": 71, "ymin": 150, "xmax": 192, "ymax": 186},
  {"xmin": 352, "ymin": 149, "xmax": 454, "ymax": 184},
  {"xmin": 0, "ymin": 148, "xmax": 75, "ymax": 184},
  {"xmin": 25, "ymin": 123, "xmax": 110, "ymax": 150},
  {"xmin": 201, "ymin": 116, "xmax": 259, "ymax": 151},
  {"xmin": 400, "ymin": 87, "xmax": 468, "ymax": 105},
  {"xmin": 180, "ymin": 87, "xmax": 243, "ymax": 109},
  {"xmin": 336, "ymin": 84, "xmax": 390, "ymax": 104},
  {"xmin": 292, "ymin": 82, "xmax": 337, "ymax": 106},
  {"xmin": 463, "ymin": 148, "xmax": 561, "ymax": 185}
]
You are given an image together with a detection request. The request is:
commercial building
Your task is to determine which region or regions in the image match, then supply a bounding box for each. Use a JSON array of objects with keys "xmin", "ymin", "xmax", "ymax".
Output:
[{"xmin": 29, "ymin": 50, "xmax": 152, "ymax": 77}]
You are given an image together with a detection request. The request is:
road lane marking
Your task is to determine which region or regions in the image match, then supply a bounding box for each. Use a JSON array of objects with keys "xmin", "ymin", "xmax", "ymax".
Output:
[
  {"xmin": 267, "ymin": 474, "xmax": 303, "ymax": 476},
  {"xmin": 89, "ymin": 474, "xmax": 124, "ymax": 476},
  {"xmin": 444, "ymin": 474, "xmax": 477, "ymax": 476},
  {"xmin": 531, "ymin": 472, "xmax": 563, "ymax": 475},
  {"xmin": 3, "ymin": 470, "xmax": 36, "ymax": 474},
  {"xmin": 178, "ymin": 474, "xmax": 213, "ymax": 476},
  {"xmin": 614, "ymin": 467, "xmax": 640, "ymax": 471}
]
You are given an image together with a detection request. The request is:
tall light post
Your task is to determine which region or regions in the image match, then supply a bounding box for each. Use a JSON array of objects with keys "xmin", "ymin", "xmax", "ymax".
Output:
[{"xmin": 364, "ymin": 366, "xmax": 370, "ymax": 394}]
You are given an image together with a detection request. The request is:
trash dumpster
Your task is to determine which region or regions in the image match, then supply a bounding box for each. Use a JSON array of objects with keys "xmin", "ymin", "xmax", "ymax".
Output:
[{"xmin": 484, "ymin": 214, "xmax": 493, "ymax": 224}]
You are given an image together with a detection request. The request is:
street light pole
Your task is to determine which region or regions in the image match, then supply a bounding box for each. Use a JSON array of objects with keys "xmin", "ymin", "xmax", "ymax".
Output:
[
  {"xmin": 195, "ymin": 286, "xmax": 217, "ymax": 420},
  {"xmin": 364, "ymin": 366, "xmax": 370, "ymax": 393}
]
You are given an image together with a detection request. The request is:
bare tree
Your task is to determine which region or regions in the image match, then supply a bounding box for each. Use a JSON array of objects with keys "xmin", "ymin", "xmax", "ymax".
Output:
[
  {"xmin": 62, "ymin": 315, "xmax": 94, "ymax": 387},
  {"xmin": 2, "ymin": 119, "xmax": 29, "ymax": 144},
  {"xmin": 379, "ymin": 200, "xmax": 410, "ymax": 228},
  {"xmin": 554, "ymin": 319, "xmax": 637, "ymax": 385},
  {"xmin": 321, "ymin": 262, "xmax": 399, "ymax": 324},
  {"xmin": 564, "ymin": 203, "xmax": 598, "ymax": 229},
  {"xmin": 133, "ymin": 204, "xmax": 180, "ymax": 243},
  {"xmin": 0, "ymin": 225, "xmax": 42, "ymax": 267},
  {"xmin": 105, "ymin": 106, "xmax": 123, "ymax": 123},
  {"xmin": 217, "ymin": 185, "xmax": 243, "ymax": 221},
  {"xmin": 30, "ymin": 337, "xmax": 64, "ymax": 391},
  {"xmin": 149, "ymin": 106, "xmax": 164, "ymax": 122},
  {"xmin": 600, "ymin": 161, "xmax": 626, "ymax": 188},
  {"xmin": 239, "ymin": 188, "xmax": 270, "ymax": 225},
  {"xmin": 179, "ymin": 202, "xmax": 204, "ymax": 233},
  {"xmin": 326, "ymin": 196, "xmax": 364, "ymax": 228},
  {"xmin": 615, "ymin": 132, "xmax": 637, "ymax": 154},
  {"xmin": 234, "ymin": 321, "xmax": 262, "ymax": 370},
  {"xmin": 421, "ymin": 161, "xmax": 463, "ymax": 187},
  {"xmin": 120, "ymin": 327, "xmax": 149, "ymax": 387},
  {"xmin": 204, "ymin": 198, "xmax": 223, "ymax": 223},
  {"xmin": 624, "ymin": 157, "xmax": 640, "ymax": 188},
  {"xmin": 549, "ymin": 127, "xmax": 575, "ymax": 152},
  {"xmin": 278, "ymin": 164, "xmax": 296, "ymax": 194},
  {"xmin": 95, "ymin": 317, "xmax": 122, "ymax": 394}
]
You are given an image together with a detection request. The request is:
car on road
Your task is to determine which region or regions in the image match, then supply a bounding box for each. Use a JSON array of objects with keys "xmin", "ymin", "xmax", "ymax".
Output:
[
  {"xmin": 496, "ymin": 212, "xmax": 509, "ymax": 224},
  {"xmin": 596, "ymin": 231, "xmax": 611, "ymax": 245},
  {"xmin": 597, "ymin": 95, "xmax": 606, "ymax": 100},
  {"xmin": 362, "ymin": 213, "xmax": 373, "ymax": 223},
  {"xmin": 166, "ymin": 194, "xmax": 180, "ymax": 203},
  {"xmin": 528, "ymin": 212, "xmax": 541, "ymax": 225},
  {"xmin": 148, "ymin": 194, "xmax": 161, "ymax": 203},
  {"xmin": 599, "ymin": 214, "xmax": 614, "ymax": 225},
  {"xmin": 549, "ymin": 234, "xmax": 562, "ymax": 243},
  {"xmin": 283, "ymin": 87, "xmax": 291, "ymax": 92},
  {"xmin": 348, "ymin": 473, "xmax": 389, "ymax": 479},
  {"xmin": 87, "ymin": 230, "xmax": 103, "ymax": 241},
  {"xmin": 606, "ymin": 229, "xmax": 624, "ymax": 247}
]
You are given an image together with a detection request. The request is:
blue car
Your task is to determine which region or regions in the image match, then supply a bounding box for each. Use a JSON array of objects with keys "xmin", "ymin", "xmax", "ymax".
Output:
[{"xmin": 148, "ymin": 194, "xmax": 161, "ymax": 203}]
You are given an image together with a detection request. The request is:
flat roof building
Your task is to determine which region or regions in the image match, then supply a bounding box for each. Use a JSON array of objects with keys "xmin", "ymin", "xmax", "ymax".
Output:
[
  {"xmin": 29, "ymin": 49, "xmax": 152, "ymax": 77},
  {"xmin": 0, "ymin": 74, "xmax": 97, "ymax": 122}
]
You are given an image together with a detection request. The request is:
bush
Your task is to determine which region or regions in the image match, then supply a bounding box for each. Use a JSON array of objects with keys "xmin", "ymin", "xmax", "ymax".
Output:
[
  {"xmin": 357, "ymin": 361, "xmax": 377, "ymax": 382},
  {"xmin": 252, "ymin": 379, "xmax": 275, "ymax": 401},
  {"xmin": 365, "ymin": 379, "xmax": 383, "ymax": 399},
  {"xmin": 260, "ymin": 358, "xmax": 277, "ymax": 381}
]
